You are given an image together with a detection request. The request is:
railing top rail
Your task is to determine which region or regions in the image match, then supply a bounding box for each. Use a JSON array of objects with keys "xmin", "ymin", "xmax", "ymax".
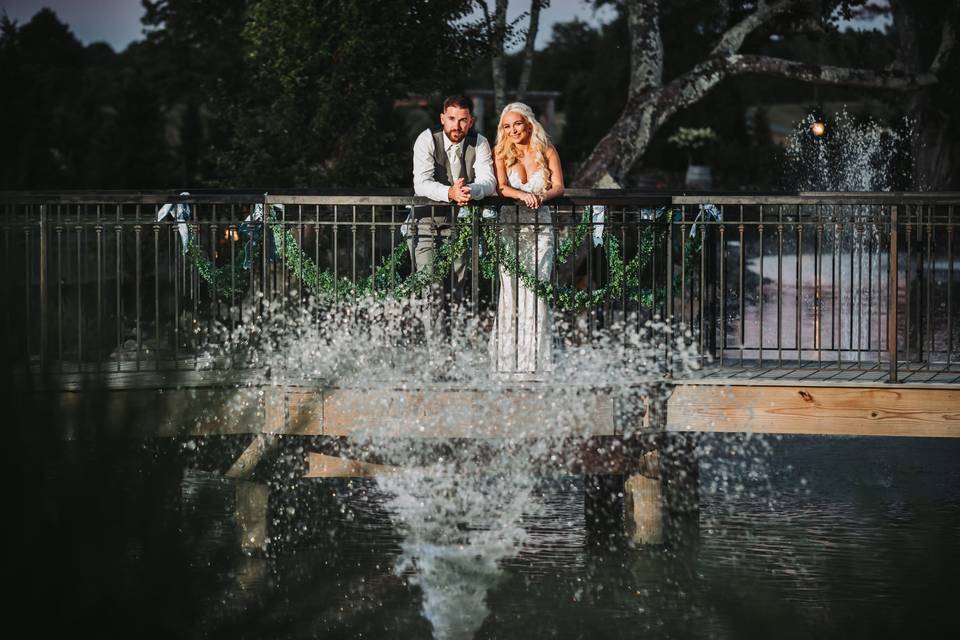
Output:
[{"xmin": 1, "ymin": 189, "xmax": 959, "ymax": 207}]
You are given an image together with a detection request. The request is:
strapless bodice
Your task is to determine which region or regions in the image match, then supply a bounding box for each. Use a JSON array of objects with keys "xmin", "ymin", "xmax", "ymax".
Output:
[{"xmin": 508, "ymin": 169, "xmax": 546, "ymax": 194}]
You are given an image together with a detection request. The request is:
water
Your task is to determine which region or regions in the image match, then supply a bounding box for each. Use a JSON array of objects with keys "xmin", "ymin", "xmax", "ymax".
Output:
[
  {"xmin": 16, "ymin": 434, "xmax": 960, "ymax": 638},
  {"xmin": 783, "ymin": 109, "xmax": 914, "ymax": 192}
]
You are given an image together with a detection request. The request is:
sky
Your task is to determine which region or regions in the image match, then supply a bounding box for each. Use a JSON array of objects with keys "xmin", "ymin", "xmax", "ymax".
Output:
[{"xmin": 0, "ymin": 0, "xmax": 619, "ymax": 52}]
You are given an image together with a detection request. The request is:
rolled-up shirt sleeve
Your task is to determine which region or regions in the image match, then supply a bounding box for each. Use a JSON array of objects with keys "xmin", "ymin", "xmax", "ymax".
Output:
[
  {"xmin": 468, "ymin": 134, "xmax": 496, "ymax": 201},
  {"xmin": 412, "ymin": 129, "xmax": 451, "ymax": 203}
]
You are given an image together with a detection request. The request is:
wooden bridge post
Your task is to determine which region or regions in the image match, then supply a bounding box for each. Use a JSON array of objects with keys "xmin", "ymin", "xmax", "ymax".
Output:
[
  {"xmin": 623, "ymin": 450, "xmax": 663, "ymax": 545},
  {"xmin": 627, "ymin": 386, "xmax": 699, "ymax": 547},
  {"xmin": 586, "ymin": 386, "xmax": 700, "ymax": 547},
  {"xmin": 235, "ymin": 480, "xmax": 270, "ymax": 554}
]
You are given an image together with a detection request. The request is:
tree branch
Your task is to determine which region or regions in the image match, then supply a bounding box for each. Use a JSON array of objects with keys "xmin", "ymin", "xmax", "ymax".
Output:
[
  {"xmin": 654, "ymin": 52, "xmax": 936, "ymax": 130},
  {"xmin": 517, "ymin": 0, "xmax": 545, "ymax": 100},
  {"xmin": 711, "ymin": 0, "xmax": 802, "ymax": 56},
  {"xmin": 720, "ymin": 53, "xmax": 938, "ymax": 90},
  {"xmin": 626, "ymin": 0, "xmax": 663, "ymax": 99}
]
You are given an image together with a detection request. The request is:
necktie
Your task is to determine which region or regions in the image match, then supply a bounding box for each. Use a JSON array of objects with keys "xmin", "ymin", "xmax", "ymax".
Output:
[{"xmin": 448, "ymin": 145, "xmax": 461, "ymax": 181}]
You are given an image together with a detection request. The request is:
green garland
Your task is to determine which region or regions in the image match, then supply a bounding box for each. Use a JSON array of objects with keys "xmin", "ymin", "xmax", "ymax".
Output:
[
  {"xmin": 479, "ymin": 216, "xmax": 655, "ymax": 311},
  {"xmin": 185, "ymin": 205, "xmax": 695, "ymax": 310}
]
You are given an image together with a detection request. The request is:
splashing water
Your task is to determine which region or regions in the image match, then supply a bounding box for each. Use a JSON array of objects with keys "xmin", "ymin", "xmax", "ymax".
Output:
[
  {"xmin": 783, "ymin": 109, "xmax": 914, "ymax": 192},
  {"xmin": 204, "ymin": 295, "xmax": 707, "ymax": 638}
]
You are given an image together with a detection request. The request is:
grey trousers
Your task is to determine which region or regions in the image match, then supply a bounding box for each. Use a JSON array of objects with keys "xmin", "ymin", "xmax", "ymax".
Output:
[{"xmin": 406, "ymin": 211, "xmax": 468, "ymax": 303}]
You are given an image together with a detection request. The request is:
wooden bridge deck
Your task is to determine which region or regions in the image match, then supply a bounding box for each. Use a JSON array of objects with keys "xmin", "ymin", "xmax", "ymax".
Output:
[{"xmin": 26, "ymin": 362, "xmax": 960, "ymax": 441}]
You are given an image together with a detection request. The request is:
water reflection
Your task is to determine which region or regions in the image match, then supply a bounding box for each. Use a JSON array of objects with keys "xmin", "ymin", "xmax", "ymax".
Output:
[{"xmin": 17, "ymin": 433, "xmax": 960, "ymax": 639}]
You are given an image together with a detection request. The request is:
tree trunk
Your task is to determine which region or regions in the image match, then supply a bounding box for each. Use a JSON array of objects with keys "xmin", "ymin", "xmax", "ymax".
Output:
[
  {"xmin": 516, "ymin": 0, "xmax": 544, "ymax": 101},
  {"xmin": 492, "ymin": 0, "xmax": 509, "ymax": 115},
  {"xmin": 893, "ymin": 0, "xmax": 960, "ymax": 189}
]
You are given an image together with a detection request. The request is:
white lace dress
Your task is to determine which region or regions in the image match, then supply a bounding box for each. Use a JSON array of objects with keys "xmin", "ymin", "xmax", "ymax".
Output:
[{"xmin": 490, "ymin": 170, "xmax": 555, "ymax": 374}]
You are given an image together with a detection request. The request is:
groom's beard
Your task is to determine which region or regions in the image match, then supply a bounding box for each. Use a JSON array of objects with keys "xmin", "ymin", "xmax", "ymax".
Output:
[{"xmin": 445, "ymin": 127, "xmax": 468, "ymax": 143}]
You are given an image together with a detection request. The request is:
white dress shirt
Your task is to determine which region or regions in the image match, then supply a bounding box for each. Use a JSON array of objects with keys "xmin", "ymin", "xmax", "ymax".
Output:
[{"xmin": 412, "ymin": 129, "xmax": 496, "ymax": 203}]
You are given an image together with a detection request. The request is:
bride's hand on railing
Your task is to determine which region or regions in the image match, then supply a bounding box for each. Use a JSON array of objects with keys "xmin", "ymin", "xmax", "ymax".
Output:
[{"xmin": 517, "ymin": 192, "xmax": 542, "ymax": 209}]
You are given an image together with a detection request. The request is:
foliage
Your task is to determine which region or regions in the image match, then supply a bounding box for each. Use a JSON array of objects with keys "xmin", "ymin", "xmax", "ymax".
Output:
[
  {"xmin": 2, "ymin": 1, "xmax": 956, "ymax": 190},
  {"xmin": 667, "ymin": 127, "xmax": 718, "ymax": 151},
  {"xmin": 186, "ymin": 207, "xmax": 697, "ymax": 311},
  {"xmin": 217, "ymin": 0, "xmax": 480, "ymax": 188},
  {"xmin": 0, "ymin": 1, "xmax": 481, "ymax": 189}
]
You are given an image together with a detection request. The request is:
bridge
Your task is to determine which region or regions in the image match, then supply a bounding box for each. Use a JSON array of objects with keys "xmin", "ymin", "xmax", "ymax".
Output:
[{"xmin": 3, "ymin": 190, "xmax": 958, "ymax": 548}]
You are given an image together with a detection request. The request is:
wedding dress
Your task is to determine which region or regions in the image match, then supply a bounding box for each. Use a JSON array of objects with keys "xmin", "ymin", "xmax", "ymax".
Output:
[{"xmin": 490, "ymin": 170, "xmax": 554, "ymax": 374}]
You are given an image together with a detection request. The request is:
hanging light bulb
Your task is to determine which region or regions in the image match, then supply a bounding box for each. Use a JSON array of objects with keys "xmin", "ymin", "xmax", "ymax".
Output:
[{"xmin": 810, "ymin": 120, "xmax": 826, "ymax": 137}]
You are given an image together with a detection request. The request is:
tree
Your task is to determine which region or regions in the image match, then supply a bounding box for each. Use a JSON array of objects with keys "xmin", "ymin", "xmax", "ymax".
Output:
[
  {"xmin": 890, "ymin": 0, "xmax": 960, "ymax": 189},
  {"xmin": 140, "ymin": 0, "xmax": 252, "ymax": 185},
  {"xmin": 574, "ymin": 0, "xmax": 958, "ymax": 187},
  {"xmin": 218, "ymin": 0, "xmax": 480, "ymax": 187},
  {"xmin": 475, "ymin": 0, "xmax": 549, "ymax": 113},
  {"xmin": 0, "ymin": 8, "xmax": 170, "ymax": 189}
]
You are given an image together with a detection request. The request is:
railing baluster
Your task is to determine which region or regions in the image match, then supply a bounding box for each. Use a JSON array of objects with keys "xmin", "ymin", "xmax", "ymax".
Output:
[
  {"xmin": 39, "ymin": 203, "xmax": 47, "ymax": 370},
  {"xmin": 699, "ymin": 218, "xmax": 706, "ymax": 368},
  {"xmin": 758, "ymin": 214, "xmax": 765, "ymax": 368},
  {"xmin": 135, "ymin": 207, "xmax": 142, "ymax": 372},
  {"xmin": 117, "ymin": 217, "xmax": 124, "ymax": 372},
  {"xmin": 210, "ymin": 205, "xmax": 219, "ymax": 336},
  {"xmin": 153, "ymin": 217, "xmax": 160, "ymax": 372},
  {"xmin": 777, "ymin": 205, "xmax": 783, "ymax": 368},
  {"xmin": 737, "ymin": 205, "xmax": 743, "ymax": 367},
  {"xmin": 905, "ymin": 206, "xmax": 913, "ymax": 370},
  {"xmin": 24, "ymin": 219, "xmax": 32, "ymax": 365},
  {"xmin": 56, "ymin": 210, "xmax": 63, "ymax": 372},
  {"xmin": 719, "ymin": 210, "xmax": 725, "ymax": 366},
  {"xmin": 76, "ymin": 219, "xmax": 83, "ymax": 370},
  {"xmin": 889, "ymin": 204, "xmax": 899, "ymax": 383},
  {"xmin": 796, "ymin": 209, "xmax": 802, "ymax": 364},
  {"xmin": 948, "ymin": 204, "xmax": 954, "ymax": 370},
  {"xmin": 816, "ymin": 206, "xmax": 823, "ymax": 368},
  {"xmin": 831, "ymin": 217, "xmax": 838, "ymax": 362},
  {"xmin": 297, "ymin": 203, "xmax": 304, "ymax": 310},
  {"xmin": 333, "ymin": 204, "xmax": 339, "ymax": 304},
  {"xmin": 95, "ymin": 206, "xmax": 102, "ymax": 373},
  {"xmin": 170, "ymin": 214, "xmax": 178, "ymax": 366},
  {"xmin": 926, "ymin": 205, "xmax": 933, "ymax": 370}
]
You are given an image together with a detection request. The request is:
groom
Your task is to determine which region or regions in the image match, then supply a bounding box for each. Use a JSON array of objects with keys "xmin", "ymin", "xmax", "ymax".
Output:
[{"xmin": 410, "ymin": 94, "xmax": 496, "ymax": 302}]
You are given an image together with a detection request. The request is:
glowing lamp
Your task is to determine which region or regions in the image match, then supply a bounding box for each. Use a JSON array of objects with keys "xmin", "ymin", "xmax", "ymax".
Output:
[{"xmin": 810, "ymin": 121, "xmax": 826, "ymax": 137}]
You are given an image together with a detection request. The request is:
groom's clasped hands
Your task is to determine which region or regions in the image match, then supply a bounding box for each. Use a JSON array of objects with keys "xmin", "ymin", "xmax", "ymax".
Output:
[{"xmin": 447, "ymin": 178, "xmax": 472, "ymax": 206}]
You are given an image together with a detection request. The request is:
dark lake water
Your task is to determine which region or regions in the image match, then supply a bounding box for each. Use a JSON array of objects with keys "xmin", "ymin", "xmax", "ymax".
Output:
[{"xmin": 16, "ymin": 433, "xmax": 960, "ymax": 639}]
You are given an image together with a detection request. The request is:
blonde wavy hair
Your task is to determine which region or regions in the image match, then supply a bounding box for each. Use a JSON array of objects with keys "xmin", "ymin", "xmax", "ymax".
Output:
[{"xmin": 494, "ymin": 102, "xmax": 552, "ymax": 193}]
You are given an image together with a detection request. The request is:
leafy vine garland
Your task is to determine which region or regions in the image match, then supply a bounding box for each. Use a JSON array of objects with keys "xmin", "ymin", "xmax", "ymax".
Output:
[{"xmin": 184, "ymin": 205, "xmax": 701, "ymax": 310}]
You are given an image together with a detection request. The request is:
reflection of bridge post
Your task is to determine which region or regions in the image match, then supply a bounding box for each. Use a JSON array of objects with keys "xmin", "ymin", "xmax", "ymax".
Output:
[
  {"xmin": 235, "ymin": 480, "xmax": 270, "ymax": 554},
  {"xmin": 584, "ymin": 388, "xmax": 700, "ymax": 547},
  {"xmin": 658, "ymin": 433, "xmax": 700, "ymax": 548}
]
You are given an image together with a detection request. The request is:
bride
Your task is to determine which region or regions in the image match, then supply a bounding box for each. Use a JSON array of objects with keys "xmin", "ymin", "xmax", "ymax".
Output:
[{"xmin": 490, "ymin": 102, "xmax": 565, "ymax": 374}]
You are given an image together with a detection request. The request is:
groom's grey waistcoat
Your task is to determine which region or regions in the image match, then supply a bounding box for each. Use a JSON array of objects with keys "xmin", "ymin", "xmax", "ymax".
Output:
[{"xmin": 431, "ymin": 128, "xmax": 478, "ymax": 185}]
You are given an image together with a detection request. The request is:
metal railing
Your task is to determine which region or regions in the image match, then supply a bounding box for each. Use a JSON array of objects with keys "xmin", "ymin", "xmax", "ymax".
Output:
[{"xmin": 1, "ymin": 190, "xmax": 958, "ymax": 382}]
